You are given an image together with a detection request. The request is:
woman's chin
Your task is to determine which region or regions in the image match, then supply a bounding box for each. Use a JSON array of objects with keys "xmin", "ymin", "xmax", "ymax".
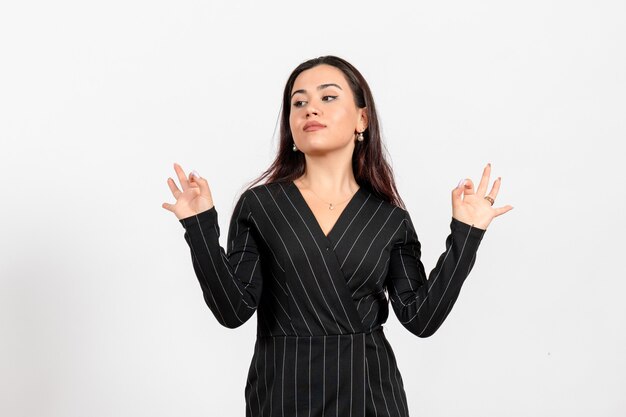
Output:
[{"xmin": 299, "ymin": 144, "xmax": 352, "ymax": 157}]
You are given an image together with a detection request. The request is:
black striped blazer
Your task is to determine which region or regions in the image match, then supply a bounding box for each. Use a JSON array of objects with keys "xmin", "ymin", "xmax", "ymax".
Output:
[{"xmin": 179, "ymin": 180, "xmax": 486, "ymax": 417}]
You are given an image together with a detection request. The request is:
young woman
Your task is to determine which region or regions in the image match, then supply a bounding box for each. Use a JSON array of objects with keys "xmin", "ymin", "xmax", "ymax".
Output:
[{"xmin": 162, "ymin": 55, "xmax": 512, "ymax": 417}]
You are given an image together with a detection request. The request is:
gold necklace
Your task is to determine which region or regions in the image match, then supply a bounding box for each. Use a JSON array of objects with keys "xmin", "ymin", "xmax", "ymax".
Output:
[{"xmin": 297, "ymin": 180, "xmax": 359, "ymax": 210}]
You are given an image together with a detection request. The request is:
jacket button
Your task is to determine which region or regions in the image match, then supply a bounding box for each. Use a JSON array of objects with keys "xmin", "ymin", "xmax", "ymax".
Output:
[{"xmin": 325, "ymin": 246, "xmax": 329, "ymax": 251}]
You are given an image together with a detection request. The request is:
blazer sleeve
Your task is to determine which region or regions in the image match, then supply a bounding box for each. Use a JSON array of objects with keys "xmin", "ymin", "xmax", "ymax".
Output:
[
  {"xmin": 179, "ymin": 190, "xmax": 263, "ymax": 329},
  {"xmin": 386, "ymin": 210, "xmax": 486, "ymax": 337}
]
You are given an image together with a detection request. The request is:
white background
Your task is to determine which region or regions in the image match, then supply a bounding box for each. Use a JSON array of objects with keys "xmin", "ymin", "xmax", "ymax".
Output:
[{"xmin": 1, "ymin": 1, "xmax": 624, "ymax": 416}]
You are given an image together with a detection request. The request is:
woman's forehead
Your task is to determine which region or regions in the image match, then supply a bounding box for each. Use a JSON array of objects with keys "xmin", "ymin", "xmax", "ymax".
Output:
[{"xmin": 291, "ymin": 65, "xmax": 349, "ymax": 92}]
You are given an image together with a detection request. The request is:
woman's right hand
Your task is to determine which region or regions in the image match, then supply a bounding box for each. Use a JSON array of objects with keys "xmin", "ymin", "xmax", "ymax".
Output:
[{"xmin": 162, "ymin": 162, "xmax": 215, "ymax": 220}]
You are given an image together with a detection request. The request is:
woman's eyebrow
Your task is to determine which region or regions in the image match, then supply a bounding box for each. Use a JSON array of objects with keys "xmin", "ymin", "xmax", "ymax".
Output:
[{"xmin": 291, "ymin": 83, "xmax": 343, "ymax": 98}]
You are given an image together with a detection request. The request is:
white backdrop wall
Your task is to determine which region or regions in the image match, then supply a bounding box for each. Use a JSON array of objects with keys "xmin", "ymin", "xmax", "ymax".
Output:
[{"xmin": 1, "ymin": 1, "xmax": 624, "ymax": 416}]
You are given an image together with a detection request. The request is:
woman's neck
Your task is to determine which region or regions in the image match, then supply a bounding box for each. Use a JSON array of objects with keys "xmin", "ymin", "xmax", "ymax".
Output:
[{"xmin": 296, "ymin": 152, "xmax": 359, "ymax": 196}]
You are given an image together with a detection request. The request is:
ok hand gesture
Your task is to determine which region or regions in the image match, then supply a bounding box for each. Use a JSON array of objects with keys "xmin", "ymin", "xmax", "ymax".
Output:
[
  {"xmin": 162, "ymin": 163, "xmax": 214, "ymax": 220},
  {"xmin": 451, "ymin": 163, "xmax": 513, "ymax": 230}
]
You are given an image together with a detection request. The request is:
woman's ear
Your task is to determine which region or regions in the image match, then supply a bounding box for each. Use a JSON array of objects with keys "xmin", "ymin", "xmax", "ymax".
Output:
[{"xmin": 358, "ymin": 108, "xmax": 369, "ymax": 132}]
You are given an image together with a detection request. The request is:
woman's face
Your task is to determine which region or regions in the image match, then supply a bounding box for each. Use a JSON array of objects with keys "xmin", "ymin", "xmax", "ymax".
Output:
[{"xmin": 289, "ymin": 64, "xmax": 367, "ymax": 156}]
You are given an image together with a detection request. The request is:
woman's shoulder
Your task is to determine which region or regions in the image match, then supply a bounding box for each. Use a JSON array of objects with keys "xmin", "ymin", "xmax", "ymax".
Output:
[
  {"xmin": 237, "ymin": 181, "xmax": 291, "ymax": 206},
  {"xmin": 361, "ymin": 185, "xmax": 408, "ymax": 216}
]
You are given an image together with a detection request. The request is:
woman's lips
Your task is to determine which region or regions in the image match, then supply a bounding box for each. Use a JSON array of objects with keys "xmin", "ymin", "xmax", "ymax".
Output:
[{"xmin": 304, "ymin": 125, "xmax": 325, "ymax": 132}]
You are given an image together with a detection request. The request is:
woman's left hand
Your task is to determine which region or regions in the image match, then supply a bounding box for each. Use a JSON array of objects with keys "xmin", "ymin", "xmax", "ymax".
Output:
[{"xmin": 451, "ymin": 163, "xmax": 513, "ymax": 230}]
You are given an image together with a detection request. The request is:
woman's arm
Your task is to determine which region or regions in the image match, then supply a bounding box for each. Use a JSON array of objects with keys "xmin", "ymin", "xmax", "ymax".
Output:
[
  {"xmin": 386, "ymin": 210, "xmax": 486, "ymax": 337},
  {"xmin": 386, "ymin": 163, "xmax": 511, "ymax": 337},
  {"xmin": 163, "ymin": 163, "xmax": 263, "ymax": 329},
  {"xmin": 179, "ymin": 190, "xmax": 263, "ymax": 329}
]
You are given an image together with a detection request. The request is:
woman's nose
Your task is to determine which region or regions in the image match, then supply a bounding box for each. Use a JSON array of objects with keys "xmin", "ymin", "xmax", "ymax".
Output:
[{"xmin": 305, "ymin": 101, "xmax": 320, "ymax": 117}]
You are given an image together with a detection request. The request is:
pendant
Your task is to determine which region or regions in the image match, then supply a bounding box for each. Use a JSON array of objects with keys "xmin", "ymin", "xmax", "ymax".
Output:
[{"xmin": 329, "ymin": 203, "xmax": 334, "ymax": 210}]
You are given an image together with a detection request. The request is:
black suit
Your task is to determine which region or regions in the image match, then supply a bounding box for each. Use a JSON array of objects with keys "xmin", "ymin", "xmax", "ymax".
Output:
[{"xmin": 179, "ymin": 181, "xmax": 486, "ymax": 416}]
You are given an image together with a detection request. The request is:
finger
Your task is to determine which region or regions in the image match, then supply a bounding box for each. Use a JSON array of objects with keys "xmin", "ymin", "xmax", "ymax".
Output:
[
  {"xmin": 487, "ymin": 177, "xmax": 502, "ymax": 200},
  {"xmin": 476, "ymin": 163, "xmax": 491, "ymax": 197},
  {"xmin": 493, "ymin": 205, "xmax": 514, "ymax": 217},
  {"xmin": 162, "ymin": 202, "xmax": 174, "ymax": 212},
  {"xmin": 188, "ymin": 170, "xmax": 201, "ymax": 188},
  {"xmin": 173, "ymin": 162, "xmax": 190, "ymax": 191},
  {"xmin": 167, "ymin": 177, "xmax": 182, "ymax": 198},
  {"xmin": 192, "ymin": 172, "xmax": 211, "ymax": 197},
  {"xmin": 463, "ymin": 178, "xmax": 475, "ymax": 196},
  {"xmin": 451, "ymin": 181, "xmax": 465, "ymax": 207}
]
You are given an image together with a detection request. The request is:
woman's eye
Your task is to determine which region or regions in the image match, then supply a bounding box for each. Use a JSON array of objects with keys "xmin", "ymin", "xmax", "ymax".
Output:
[
  {"xmin": 293, "ymin": 100, "xmax": 306, "ymax": 108},
  {"xmin": 322, "ymin": 95, "xmax": 338, "ymax": 102}
]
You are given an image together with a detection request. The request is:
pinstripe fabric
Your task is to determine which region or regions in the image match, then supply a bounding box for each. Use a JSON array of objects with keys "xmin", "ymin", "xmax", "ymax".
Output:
[{"xmin": 179, "ymin": 181, "xmax": 486, "ymax": 416}]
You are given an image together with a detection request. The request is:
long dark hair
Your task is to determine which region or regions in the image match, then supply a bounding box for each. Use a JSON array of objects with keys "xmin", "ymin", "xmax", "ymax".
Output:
[{"xmin": 246, "ymin": 55, "xmax": 405, "ymax": 209}]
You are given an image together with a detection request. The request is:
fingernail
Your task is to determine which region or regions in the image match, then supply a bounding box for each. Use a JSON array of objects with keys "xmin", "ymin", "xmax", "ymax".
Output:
[
  {"xmin": 191, "ymin": 170, "xmax": 200, "ymax": 179},
  {"xmin": 457, "ymin": 178, "xmax": 466, "ymax": 188},
  {"xmin": 488, "ymin": 162, "xmax": 491, "ymax": 167}
]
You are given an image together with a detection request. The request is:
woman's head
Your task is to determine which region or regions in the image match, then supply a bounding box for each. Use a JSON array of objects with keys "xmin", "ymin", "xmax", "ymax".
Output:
[
  {"xmin": 249, "ymin": 55, "xmax": 404, "ymax": 208},
  {"xmin": 282, "ymin": 56, "xmax": 375, "ymax": 161},
  {"xmin": 288, "ymin": 63, "xmax": 368, "ymax": 157}
]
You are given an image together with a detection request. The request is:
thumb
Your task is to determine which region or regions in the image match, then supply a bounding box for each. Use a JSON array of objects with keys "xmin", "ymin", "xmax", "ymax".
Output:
[
  {"xmin": 190, "ymin": 171, "xmax": 211, "ymax": 197},
  {"xmin": 188, "ymin": 170, "xmax": 201, "ymax": 188}
]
